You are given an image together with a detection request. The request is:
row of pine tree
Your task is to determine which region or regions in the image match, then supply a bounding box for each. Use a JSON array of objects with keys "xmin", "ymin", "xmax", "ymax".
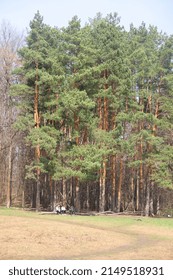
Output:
[{"xmin": 11, "ymin": 11, "xmax": 173, "ymax": 215}]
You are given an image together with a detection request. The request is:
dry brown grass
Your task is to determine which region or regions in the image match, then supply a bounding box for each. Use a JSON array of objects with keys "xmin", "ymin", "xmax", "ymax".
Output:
[{"xmin": 0, "ymin": 213, "xmax": 173, "ymax": 260}]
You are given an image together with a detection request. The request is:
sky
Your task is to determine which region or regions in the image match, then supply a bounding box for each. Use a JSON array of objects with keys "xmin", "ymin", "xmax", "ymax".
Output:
[{"xmin": 0, "ymin": 0, "xmax": 173, "ymax": 35}]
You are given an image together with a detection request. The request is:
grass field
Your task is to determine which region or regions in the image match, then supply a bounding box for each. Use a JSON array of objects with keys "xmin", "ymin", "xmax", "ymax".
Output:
[{"xmin": 0, "ymin": 207, "xmax": 173, "ymax": 260}]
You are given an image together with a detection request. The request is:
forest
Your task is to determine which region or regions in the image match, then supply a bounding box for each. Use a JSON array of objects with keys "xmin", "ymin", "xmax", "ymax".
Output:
[{"xmin": 0, "ymin": 11, "xmax": 173, "ymax": 216}]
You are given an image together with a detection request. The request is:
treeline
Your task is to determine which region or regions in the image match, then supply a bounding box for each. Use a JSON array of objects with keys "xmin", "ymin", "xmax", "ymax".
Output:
[{"xmin": 1, "ymin": 12, "xmax": 173, "ymax": 215}]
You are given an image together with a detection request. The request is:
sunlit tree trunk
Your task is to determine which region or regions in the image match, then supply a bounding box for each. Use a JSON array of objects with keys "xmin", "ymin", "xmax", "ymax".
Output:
[
  {"xmin": 136, "ymin": 169, "xmax": 139, "ymax": 211},
  {"xmin": 130, "ymin": 168, "xmax": 135, "ymax": 211},
  {"xmin": 117, "ymin": 158, "xmax": 123, "ymax": 212},
  {"xmin": 145, "ymin": 175, "xmax": 150, "ymax": 216},
  {"xmin": 99, "ymin": 160, "xmax": 106, "ymax": 212},
  {"xmin": 139, "ymin": 140, "xmax": 143, "ymax": 211},
  {"xmin": 111, "ymin": 155, "xmax": 116, "ymax": 211},
  {"xmin": 99, "ymin": 69, "xmax": 109, "ymax": 212},
  {"xmin": 34, "ymin": 62, "xmax": 41, "ymax": 211},
  {"xmin": 74, "ymin": 114, "xmax": 80, "ymax": 211},
  {"xmin": 149, "ymin": 179, "xmax": 154, "ymax": 216}
]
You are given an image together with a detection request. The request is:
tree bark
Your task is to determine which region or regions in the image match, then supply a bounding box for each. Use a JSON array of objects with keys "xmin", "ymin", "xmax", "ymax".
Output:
[
  {"xmin": 75, "ymin": 177, "xmax": 80, "ymax": 211},
  {"xmin": 117, "ymin": 158, "xmax": 123, "ymax": 212},
  {"xmin": 111, "ymin": 155, "xmax": 116, "ymax": 211},
  {"xmin": 99, "ymin": 161, "xmax": 106, "ymax": 212},
  {"xmin": 139, "ymin": 136, "xmax": 144, "ymax": 212},
  {"xmin": 136, "ymin": 174, "xmax": 139, "ymax": 211},
  {"xmin": 130, "ymin": 169, "xmax": 135, "ymax": 211},
  {"xmin": 149, "ymin": 180, "xmax": 154, "ymax": 216},
  {"xmin": 34, "ymin": 62, "xmax": 41, "ymax": 211},
  {"xmin": 86, "ymin": 183, "xmax": 90, "ymax": 211},
  {"xmin": 62, "ymin": 177, "xmax": 66, "ymax": 208},
  {"xmin": 36, "ymin": 171, "xmax": 41, "ymax": 211},
  {"xmin": 49, "ymin": 175, "xmax": 54, "ymax": 211},
  {"xmin": 145, "ymin": 181, "xmax": 150, "ymax": 216},
  {"xmin": 6, "ymin": 144, "xmax": 12, "ymax": 208}
]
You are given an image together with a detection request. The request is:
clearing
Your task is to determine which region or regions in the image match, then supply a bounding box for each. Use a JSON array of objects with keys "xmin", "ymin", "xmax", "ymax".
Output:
[{"xmin": 0, "ymin": 208, "xmax": 173, "ymax": 259}]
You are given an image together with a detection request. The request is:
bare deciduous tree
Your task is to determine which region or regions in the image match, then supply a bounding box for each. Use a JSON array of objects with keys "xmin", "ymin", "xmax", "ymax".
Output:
[{"xmin": 0, "ymin": 21, "xmax": 24, "ymax": 208}]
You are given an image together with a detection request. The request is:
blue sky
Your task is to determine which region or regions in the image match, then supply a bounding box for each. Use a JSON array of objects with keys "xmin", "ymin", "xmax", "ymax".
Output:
[{"xmin": 0, "ymin": 0, "xmax": 173, "ymax": 34}]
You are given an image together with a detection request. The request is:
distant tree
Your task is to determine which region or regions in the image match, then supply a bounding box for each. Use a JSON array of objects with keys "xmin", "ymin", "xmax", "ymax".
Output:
[{"xmin": 0, "ymin": 20, "xmax": 23, "ymax": 208}]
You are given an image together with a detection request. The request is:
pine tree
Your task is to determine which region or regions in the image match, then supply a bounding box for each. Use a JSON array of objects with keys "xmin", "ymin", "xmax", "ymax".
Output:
[
  {"xmin": 11, "ymin": 11, "xmax": 173, "ymax": 215},
  {"xmin": 13, "ymin": 11, "xmax": 61, "ymax": 210},
  {"xmin": 89, "ymin": 13, "xmax": 133, "ymax": 212},
  {"xmin": 127, "ymin": 23, "xmax": 173, "ymax": 215}
]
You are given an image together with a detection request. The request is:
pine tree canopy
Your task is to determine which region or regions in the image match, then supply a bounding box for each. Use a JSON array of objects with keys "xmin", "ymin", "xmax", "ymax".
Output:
[{"xmin": 11, "ymin": 11, "xmax": 173, "ymax": 213}]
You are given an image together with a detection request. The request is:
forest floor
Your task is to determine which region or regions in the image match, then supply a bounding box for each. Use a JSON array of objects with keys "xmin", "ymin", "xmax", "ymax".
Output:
[{"xmin": 0, "ymin": 208, "xmax": 173, "ymax": 260}]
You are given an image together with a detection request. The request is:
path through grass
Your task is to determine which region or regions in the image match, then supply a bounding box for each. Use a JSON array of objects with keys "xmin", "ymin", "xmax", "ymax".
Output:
[{"xmin": 0, "ymin": 207, "xmax": 173, "ymax": 259}]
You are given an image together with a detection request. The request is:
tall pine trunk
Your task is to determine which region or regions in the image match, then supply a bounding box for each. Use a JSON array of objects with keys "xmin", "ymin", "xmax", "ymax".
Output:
[
  {"xmin": 75, "ymin": 177, "xmax": 80, "ymax": 212},
  {"xmin": 111, "ymin": 155, "xmax": 116, "ymax": 211},
  {"xmin": 99, "ymin": 160, "xmax": 106, "ymax": 212},
  {"xmin": 62, "ymin": 177, "xmax": 66, "ymax": 208},
  {"xmin": 99, "ymin": 69, "xmax": 109, "ymax": 212},
  {"xmin": 130, "ymin": 168, "xmax": 135, "ymax": 211},
  {"xmin": 34, "ymin": 62, "xmax": 41, "ymax": 211},
  {"xmin": 136, "ymin": 170, "xmax": 139, "ymax": 211},
  {"xmin": 117, "ymin": 158, "xmax": 123, "ymax": 212},
  {"xmin": 74, "ymin": 113, "xmax": 80, "ymax": 211},
  {"xmin": 145, "ymin": 180, "xmax": 150, "ymax": 216},
  {"xmin": 49, "ymin": 175, "xmax": 54, "ymax": 211}
]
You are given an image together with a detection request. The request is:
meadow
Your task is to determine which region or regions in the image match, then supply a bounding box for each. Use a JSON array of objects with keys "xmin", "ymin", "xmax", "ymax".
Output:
[{"xmin": 0, "ymin": 208, "xmax": 173, "ymax": 260}]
